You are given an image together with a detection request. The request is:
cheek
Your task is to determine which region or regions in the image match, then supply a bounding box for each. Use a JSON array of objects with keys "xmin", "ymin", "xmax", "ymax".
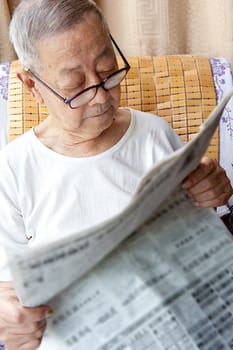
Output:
[
  {"xmin": 110, "ymin": 85, "xmax": 121, "ymax": 107},
  {"xmin": 38, "ymin": 88, "xmax": 60, "ymax": 111},
  {"xmin": 41, "ymin": 93, "xmax": 83, "ymax": 123},
  {"xmin": 43, "ymin": 97, "xmax": 66, "ymax": 118}
]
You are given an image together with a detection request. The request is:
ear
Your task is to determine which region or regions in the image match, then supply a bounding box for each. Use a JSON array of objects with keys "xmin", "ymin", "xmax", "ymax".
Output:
[{"xmin": 17, "ymin": 69, "xmax": 44, "ymax": 104}]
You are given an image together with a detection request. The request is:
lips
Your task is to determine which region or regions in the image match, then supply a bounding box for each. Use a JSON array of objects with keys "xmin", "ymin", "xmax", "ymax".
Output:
[{"xmin": 85, "ymin": 101, "xmax": 113, "ymax": 119}]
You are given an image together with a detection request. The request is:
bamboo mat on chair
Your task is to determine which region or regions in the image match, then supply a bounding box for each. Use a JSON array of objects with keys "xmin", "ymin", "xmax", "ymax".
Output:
[
  {"xmin": 120, "ymin": 55, "xmax": 218, "ymax": 159},
  {"xmin": 8, "ymin": 60, "xmax": 48, "ymax": 142}
]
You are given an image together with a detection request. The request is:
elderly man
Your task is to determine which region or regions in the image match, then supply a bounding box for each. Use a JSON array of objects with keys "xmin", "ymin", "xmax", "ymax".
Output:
[{"xmin": 0, "ymin": 0, "xmax": 232, "ymax": 349}]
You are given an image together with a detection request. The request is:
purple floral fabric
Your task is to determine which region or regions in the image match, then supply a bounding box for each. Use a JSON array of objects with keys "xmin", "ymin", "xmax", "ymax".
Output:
[
  {"xmin": 210, "ymin": 57, "xmax": 233, "ymax": 216},
  {"xmin": 0, "ymin": 63, "xmax": 9, "ymax": 101},
  {"xmin": 0, "ymin": 62, "xmax": 10, "ymax": 149},
  {"xmin": 211, "ymin": 58, "xmax": 233, "ymax": 136}
]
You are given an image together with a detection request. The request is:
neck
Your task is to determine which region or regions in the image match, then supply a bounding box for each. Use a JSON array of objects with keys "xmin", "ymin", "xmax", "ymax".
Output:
[{"xmin": 34, "ymin": 109, "xmax": 131, "ymax": 157}]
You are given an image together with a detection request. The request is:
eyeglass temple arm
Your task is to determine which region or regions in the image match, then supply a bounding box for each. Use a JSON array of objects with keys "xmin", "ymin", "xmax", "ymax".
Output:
[
  {"xmin": 26, "ymin": 68, "xmax": 68, "ymax": 103},
  {"xmin": 110, "ymin": 34, "xmax": 130, "ymax": 68}
]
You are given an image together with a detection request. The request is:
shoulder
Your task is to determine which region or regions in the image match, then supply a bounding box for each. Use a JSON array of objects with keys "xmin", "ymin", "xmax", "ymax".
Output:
[
  {"xmin": 2, "ymin": 128, "xmax": 32, "ymax": 149},
  {"xmin": 129, "ymin": 108, "xmax": 183, "ymax": 149},
  {"xmin": 130, "ymin": 108, "xmax": 172, "ymax": 130},
  {"xmin": 0, "ymin": 130, "xmax": 33, "ymax": 169}
]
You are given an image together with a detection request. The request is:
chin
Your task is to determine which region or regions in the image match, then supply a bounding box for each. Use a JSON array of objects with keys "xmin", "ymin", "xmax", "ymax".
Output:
[
  {"xmin": 89, "ymin": 109, "xmax": 116, "ymax": 133},
  {"xmin": 96, "ymin": 112, "xmax": 115, "ymax": 129}
]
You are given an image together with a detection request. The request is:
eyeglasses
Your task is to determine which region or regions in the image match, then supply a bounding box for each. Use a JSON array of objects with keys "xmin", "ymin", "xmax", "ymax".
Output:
[{"xmin": 27, "ymin": 35, "xmax": 130, "ymax": 109}]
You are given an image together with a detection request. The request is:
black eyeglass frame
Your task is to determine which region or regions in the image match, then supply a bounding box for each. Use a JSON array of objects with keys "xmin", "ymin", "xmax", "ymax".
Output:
[{"xmin": 26, "ymin": 35, "xmax": 130, "ymax": 109}]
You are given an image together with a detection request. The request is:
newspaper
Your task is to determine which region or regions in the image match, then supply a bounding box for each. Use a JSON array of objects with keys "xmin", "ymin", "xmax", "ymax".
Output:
[{"xmin": 8, "ymin": 87, "xmax": 233, "ymax": 350}]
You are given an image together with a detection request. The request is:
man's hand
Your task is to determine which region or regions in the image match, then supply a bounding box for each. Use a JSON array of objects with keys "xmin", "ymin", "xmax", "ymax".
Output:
[
  {"xmin": 182, "ymin": 157, "xmax": 233, "ymax": 208},
  {"xmin": 0, "ymin": 281, "xmax": 52, "ymax": 350}
]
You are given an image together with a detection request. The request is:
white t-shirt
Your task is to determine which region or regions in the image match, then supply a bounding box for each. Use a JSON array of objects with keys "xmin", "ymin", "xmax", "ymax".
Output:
[{"xmin": 0, "ymin": 109, "xmax": 183, "ymax": 279}]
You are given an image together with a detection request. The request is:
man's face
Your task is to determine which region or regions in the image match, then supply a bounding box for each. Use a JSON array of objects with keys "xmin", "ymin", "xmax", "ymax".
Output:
[{"xmin": 34, "ymin": 13, "xmax": 121, "ymax": 137}]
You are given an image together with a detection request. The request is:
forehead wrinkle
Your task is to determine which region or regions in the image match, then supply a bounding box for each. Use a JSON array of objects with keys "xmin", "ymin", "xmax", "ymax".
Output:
[{"xmin": 58, "ymin": 46, "xmax": 114, "ymax": 77}]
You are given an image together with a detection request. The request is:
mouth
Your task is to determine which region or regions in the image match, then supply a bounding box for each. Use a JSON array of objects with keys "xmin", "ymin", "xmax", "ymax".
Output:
[{"xmin": 85, "ymin": 103, "xmax": 113, "ymax": 119}]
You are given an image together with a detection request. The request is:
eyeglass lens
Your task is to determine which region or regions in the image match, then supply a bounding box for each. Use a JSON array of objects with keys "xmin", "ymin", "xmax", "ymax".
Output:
[{"xmin": 70, "ymin": 68, "xmax": 128, "ymax": 108}]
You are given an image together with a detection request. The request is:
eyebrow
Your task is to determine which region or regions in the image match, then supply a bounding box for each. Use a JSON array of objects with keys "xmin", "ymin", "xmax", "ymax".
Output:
[{"xmin": 59, "ymin": 46, "xmax": 115, "ymax": 75}]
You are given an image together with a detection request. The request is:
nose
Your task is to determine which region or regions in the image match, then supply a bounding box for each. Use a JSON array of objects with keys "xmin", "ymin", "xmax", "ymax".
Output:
[{"xmin": 88, "ymin": 84, "xmax": 110, "ymax": 106}]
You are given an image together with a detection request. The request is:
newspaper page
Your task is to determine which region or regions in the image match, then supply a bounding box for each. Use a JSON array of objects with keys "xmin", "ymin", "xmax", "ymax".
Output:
[
  {"xmin": 9, "ymin": 87, "xmax": 233, "ymax": 307},
  {"xmin": 38, "ymin": 187, "xmax": 233, "ymax": 350}
]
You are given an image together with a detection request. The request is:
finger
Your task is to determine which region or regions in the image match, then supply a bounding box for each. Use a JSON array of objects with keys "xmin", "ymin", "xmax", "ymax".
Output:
[
  {"xmin": 0, "ymin": 282, "xmax": 19, "ymax": 298},
  {"xmin": 1, "ymin": 321, "xmax": 46, "ymax": 350},
  {"xmin": 0, "ymin": 298, "xmax": 50, "ymax": 325},
  {"xmin": 17, "ymin": 325, "xmax": 45, "ymax": 349},
  {"xmin": 186, "ymin": 168, "xmax": 231, "ymax": 196},
  {"xmin": 190, "ymin": 183, "xmax": 233, "ymax": 207},
  {"xmin": 0, "ymin": 291, "xmax": 19, "ymax": 304},
  {"xmin": 192, "ymin": 191, "xmax": 232, "ymax": 208},
  {"xmin": 0, "ymin": 319, "xmax": 46, "ymax": 336},
  {"xmin": 19, "ymin": 339, "xmax": 42, "ymax": 350},
  {"xmin": 0, "ymin": 282, "xmax": 53, "ymax": 325},
  {"xmin": 5, "ymin": 338, "xmax": 42, "ymax": 350},
  {"xmin": 0, "ymin": 322, "xmax": 46, "ymax": 347},
  {"xmin": 16, "ymin": 320, "xmax": 46, "ymax": 340},
  {"xmin": 183, "ymin": 157, "xmax": 218, "ymax": 189},
  {"xmin": 0, "ymin": 281, "xmax": 15, "ymax": 290}
]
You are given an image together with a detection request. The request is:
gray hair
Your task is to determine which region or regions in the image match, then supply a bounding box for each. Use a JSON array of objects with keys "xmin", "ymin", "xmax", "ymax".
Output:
[{"xmin": 9, "ymin": 0, "xmax": 108, "ymax": 70}]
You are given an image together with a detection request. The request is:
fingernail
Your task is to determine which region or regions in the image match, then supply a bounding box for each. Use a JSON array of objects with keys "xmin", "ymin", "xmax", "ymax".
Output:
[{"xmin": 46, "ymin": 308, "xmax": 54, "ymax": 318}]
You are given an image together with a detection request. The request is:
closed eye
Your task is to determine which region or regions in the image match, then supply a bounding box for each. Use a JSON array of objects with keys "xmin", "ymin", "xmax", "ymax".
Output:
[
  {"xmin": 62, "ymin": 84, "xmax": 84, "ymax": 94},
  {"xmin": 99, "ymin": 68, "xmax": 118, "ymax": 80},
  {"xmin": 60, "ymin": 67, "xmax": 118, "ymax": 93}
]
